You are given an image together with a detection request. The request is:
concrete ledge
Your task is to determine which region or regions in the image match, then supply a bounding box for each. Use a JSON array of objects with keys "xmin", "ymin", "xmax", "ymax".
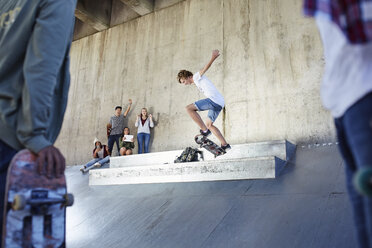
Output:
[
  {"xmin": 110, "ymin": 140, "xmax": 295, "ymax": 168},
  {"xmin": 89, "ymin": 156, "xmax": 284, "ymax": 186}
]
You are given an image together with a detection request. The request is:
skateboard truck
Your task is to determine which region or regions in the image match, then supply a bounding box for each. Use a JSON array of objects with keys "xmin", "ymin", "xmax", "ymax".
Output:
[{"xmin": 12, "ymin": 190, "xmax": 74, "ymax": 214}]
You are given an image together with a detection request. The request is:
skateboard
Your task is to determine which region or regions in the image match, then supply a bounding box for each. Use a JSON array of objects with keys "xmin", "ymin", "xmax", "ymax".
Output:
[
  {"xmin": 353, "ymin": 167, "xmax": 372, "ymax": 197},
  {"xmin": 195, "ymin": 134, "xmax": 226, "ymax": 158},
  {"xmin": 2, "ymin": 150, "xmax": 74, "ymax": 248},
  {"xmin": 107, "ymin": 123, "xmax": 112, "ymax": 138}
]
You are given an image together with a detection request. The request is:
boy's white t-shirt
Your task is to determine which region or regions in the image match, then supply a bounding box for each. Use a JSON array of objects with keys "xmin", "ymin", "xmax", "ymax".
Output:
[
  {"xmin": 193, "ymin": 72, "xmax": 225, "ymax": 107},
  {"xmin": 316, "ymin": 16, "xmax": 372, "ymax": 118}
]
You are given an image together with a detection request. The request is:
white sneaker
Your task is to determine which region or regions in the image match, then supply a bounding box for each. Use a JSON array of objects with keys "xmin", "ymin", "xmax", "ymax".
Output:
[{"xmin": 94, "ymin": 162, "xmax": 101, "ymax": 168}]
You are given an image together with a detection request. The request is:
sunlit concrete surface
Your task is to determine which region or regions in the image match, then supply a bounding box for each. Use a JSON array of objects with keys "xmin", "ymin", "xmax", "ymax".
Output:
[
  {"xmin": 57, "ymin": 0, "xmax": 332, "ymax": 166},
  {"xmin": 89, "ymin": 140, "xmax": 295, "ymax": 185},
  {"xmin": 65, "ymin": 145, "xmax": 357, "ymax": 248}
]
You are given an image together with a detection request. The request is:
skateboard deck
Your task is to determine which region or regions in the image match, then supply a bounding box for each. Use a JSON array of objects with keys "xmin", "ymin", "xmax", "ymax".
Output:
[
  {"xmin": 353, "ymin": 167, "xmax": 372, "ymax": 197},
  {"xmin": 106, "ymin": 123, "xmax": 112, "ymax": 138},
  {"xmin": 195, "ymin": 134, "xmax": 226, "ymax": 158},
  {"xmin": 2, "ymin": 150, "xmax": 73, "ymax": 248}
]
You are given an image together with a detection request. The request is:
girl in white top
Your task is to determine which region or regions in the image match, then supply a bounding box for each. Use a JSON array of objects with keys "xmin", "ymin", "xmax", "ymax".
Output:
[{"xmin": 135, "ymin": 108, "xmax": 154, "ymax": 153}]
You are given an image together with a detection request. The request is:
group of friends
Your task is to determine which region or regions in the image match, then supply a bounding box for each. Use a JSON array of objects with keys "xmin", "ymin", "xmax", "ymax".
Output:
[
  {"xmin": 80, "ymin": 101, "xmax": 155, "ymax": 172},
  {"xmin": 0, "ymin": 0, "xmax": 372, "ymax": 247}
]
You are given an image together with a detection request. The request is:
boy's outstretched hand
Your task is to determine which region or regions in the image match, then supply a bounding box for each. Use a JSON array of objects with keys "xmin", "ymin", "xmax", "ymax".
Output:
[
  {"xmin": 200, "ymin": 49, "xmax": 220, "ymax": 76},
  {"xmin": 212, "ymin": 50, "xmax": 220, "ymax": 59}
]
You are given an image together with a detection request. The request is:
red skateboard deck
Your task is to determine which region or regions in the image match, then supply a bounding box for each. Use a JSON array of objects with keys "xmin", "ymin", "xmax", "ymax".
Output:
[
  {"xmin": 2, "ymin": 150, "xmax": 73, "ymax": 248},
  {"xmin": 107, "ymin": 123, "xmax": 112, "ymax": 138},
  {"xmin": 195, "ymin": 134, "xmax": 226, "ymax": 158}
]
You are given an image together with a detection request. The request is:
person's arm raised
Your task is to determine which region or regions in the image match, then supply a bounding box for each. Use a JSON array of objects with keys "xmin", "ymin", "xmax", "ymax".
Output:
[
  {"xmin": 123, "ymin": 99, "xmax": 132, "ymax": 117},
  {"xmin": 199, "ymin": 50, "xmax": 220, "ymax": 77}
]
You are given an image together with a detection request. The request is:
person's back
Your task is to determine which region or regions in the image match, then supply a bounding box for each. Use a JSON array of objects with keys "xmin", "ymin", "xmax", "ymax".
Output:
[
  {"xmin": 0, "ymin": 0, "xmax": 77, "ymax": 244},
  {"xmin": 0, "ymin": 0, "xmax": 76, "ymax": 151},
  {"xmin": 304, "ymin": 1, "xmax": 372, "ymax": 247}
]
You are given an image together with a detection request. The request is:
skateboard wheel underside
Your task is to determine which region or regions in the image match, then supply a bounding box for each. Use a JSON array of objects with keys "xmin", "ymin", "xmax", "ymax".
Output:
[{"xmin": 353, "ymin": 167, "xmax": 372, "ymax": 197}]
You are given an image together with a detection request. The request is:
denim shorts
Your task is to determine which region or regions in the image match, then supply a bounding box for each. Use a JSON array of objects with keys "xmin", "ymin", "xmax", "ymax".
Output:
[{"xmin": 194, "ymin": 98, "xmax": 223, "ymax": 122}]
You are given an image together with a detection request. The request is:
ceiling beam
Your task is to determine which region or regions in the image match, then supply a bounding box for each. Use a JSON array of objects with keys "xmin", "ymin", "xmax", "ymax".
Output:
[
  {"xmin": 119, "ymin": 0, "xmax": 154, "ymax": 16},
  {"xmin": 75, "ymin": 1, "xmax": 110, "ymax": 32}
]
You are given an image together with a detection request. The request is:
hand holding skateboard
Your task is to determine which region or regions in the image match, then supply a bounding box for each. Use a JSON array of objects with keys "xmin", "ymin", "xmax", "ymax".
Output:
[
  {"xmin": 36, "ymin": 145, "xmax": 65, "ymax": 179},
  {"xmin": 2, "ymin": 149, "xmax": 73, "ymax": 247}
]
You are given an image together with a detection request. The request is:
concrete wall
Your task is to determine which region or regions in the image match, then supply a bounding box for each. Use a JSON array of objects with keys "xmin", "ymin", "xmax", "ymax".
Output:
[{"xmin": 57, "ymin": 0, "xmax": 335, "ymax": 165}]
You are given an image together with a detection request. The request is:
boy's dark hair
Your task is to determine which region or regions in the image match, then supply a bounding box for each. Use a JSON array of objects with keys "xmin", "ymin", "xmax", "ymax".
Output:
[
  {"xmin": 115, "ymin": 106, "xmax": 122, "ymax": 110},
  {"xmin": 177, "ymin": 70, "xmax": 193, "ymax": 83}
]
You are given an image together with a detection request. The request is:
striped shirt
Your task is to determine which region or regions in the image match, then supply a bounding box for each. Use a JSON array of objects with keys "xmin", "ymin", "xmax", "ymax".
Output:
[{"xmin": 303, "ymin": 0, "xmax": 372, "ymax": 44}]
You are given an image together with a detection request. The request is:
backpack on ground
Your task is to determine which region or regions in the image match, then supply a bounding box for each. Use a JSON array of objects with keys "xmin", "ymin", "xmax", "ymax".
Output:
[{"xmin": 174, "ymin": 147, "xmax": 204, "ymax": 163}]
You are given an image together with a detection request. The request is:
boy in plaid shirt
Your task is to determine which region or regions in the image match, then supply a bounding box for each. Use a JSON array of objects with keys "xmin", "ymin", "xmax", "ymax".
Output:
[{"xmin": 304, "ymin": 1, "xmax": 372, "ymax": 247}]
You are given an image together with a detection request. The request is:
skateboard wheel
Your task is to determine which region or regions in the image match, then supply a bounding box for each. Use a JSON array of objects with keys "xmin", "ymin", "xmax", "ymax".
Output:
[
  {"xmin": 353, "ymin": 167, "xmax": 372, "ymax": 197},
  {"xmin": 64, "ymin": 193, "xmax": 74, "ymax": 207},
  {"xmin": 12, "ymin": 194, "xmax": 26, "ymax": 211},
  {"xmin": 195, "ymin": 135, "xmax": 203, "ymax": 145}
]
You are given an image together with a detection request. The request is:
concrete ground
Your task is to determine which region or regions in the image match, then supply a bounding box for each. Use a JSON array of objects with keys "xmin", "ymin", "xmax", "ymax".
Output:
[{"xmin": 65, "ymin": 145, "xmax": 357, "ymax": 248}]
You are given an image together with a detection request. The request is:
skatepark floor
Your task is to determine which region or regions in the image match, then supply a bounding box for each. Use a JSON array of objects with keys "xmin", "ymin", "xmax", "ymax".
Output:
[{"xmin": 65, "ymin": 144, "xmax": 357, "ymax": 248}]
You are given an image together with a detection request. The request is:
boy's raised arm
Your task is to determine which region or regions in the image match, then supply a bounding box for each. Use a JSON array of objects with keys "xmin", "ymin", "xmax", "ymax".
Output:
[
  {"xmin": 123, "ymin": 99, "xmax": 132, "ymax": 117},
  {"xmin": 199, "ymin": 50, "xmax": 220, "ymax": 76}
]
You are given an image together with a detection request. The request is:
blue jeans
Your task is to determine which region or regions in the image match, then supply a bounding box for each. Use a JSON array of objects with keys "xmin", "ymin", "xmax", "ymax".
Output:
[
  {"xmin": 194, "ymin": 98, "xmax": 223, "ymax": 122},
  {"xmin": 137, "ymin": 133, "xmax": 150, "ymax": 154},
  {"xmin": 334, "ymin": 92, "xmax": 372, "ymax": 248},
  {"xmin": 108, "ymin": 134, "xmax": 121, "ymax": 155},
  {"xmin": 0, "ymin": 140, "xmax": 18, "ymax": 245},
  {"xmin": 84, "ymin": 156, "xmax": 110, "ymax": 168}
]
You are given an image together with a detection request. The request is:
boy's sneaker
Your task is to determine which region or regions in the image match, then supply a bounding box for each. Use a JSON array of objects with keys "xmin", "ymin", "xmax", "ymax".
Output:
[
  {"xmin": 221, "ymin": 144, "xmax": 231, "ymax": 151},
  {"xmin": 200, "ymin": 129, "xmax": 211, "ymax": 137},
  {"xmin": 94, "ymin": 162, "xmax": 101, "ymax": 168}
]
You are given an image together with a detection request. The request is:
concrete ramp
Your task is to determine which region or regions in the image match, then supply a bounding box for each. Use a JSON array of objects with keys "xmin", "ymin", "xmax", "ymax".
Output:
[
  {"xmin": 89, "ymin": 140, "xmax": 295, "ymax": 185},
  {"xmin": 65, "ymin": 144, "xmax": 357, "ymax": 248}
]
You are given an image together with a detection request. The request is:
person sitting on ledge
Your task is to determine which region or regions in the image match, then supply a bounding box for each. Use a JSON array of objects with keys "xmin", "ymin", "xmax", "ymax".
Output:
[
  {"xmin": 80, "ymin": 138, "xmax": 110, "ymax": 173},
  {"xmin": 120, "ymin": 127, "xmax": 135, "ymax": 156}
]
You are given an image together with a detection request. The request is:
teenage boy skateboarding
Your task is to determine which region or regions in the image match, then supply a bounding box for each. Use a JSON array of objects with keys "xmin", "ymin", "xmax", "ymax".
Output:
[{"xmin": 178, "ymin": 49, "xmax": 231, "ymax": 151}]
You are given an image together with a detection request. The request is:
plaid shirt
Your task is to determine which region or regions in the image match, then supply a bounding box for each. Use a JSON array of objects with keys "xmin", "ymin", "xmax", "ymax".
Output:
[{"xmin": 303, "ymin": 0, "xmax": 372, "ymax": 44}]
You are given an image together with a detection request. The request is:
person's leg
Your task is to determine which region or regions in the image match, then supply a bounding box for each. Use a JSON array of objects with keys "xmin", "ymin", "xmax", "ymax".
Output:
[
  {"xmin": 126, "ymin": 149, "xmax": 132, "ymax": 155},
  {"xmin": 341, "ymin": 93, "xmax": 372, "ymax": 248},
  {"xmin": 98, "ymin": 156, "xmax": 110, "ymax": 166},
  {"xmin": 144, "ymin": 133, "xmax": 151, "ymax": 153},
  {"xmin": 107, "ymin": 135, "xmax": 115, "ymax": 155},
  {"xmin": 205, "ymin": 103, "xmax": 229, "ymax": 148},
  {"xmin": 186, "ymin": 103, "xmax": 208, "ymax": 131},
  {"xmin": 335, "ymin": 118, "xmax": 369, "ymax": 248},
  {"xmin": 120, "ymin": 147, "xmax": 127, "ymax": 156},
  {"xmin": 114, "ymin": 135, "xmax": 121, "ymax": 155},
  {"xmin": 205, "ymin": 118, "xmax": 227, "ymax": 146},
  {"xmin": 84, "ymin": 158, "xmax": 100, "ymax": 169},
  {"xmin": 0, "ymin": 140, "xmax": 18, "ymax": 244},
  {"xmin": 137, "ymin": 133, "xmax": 144, "ymax": 154}
]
